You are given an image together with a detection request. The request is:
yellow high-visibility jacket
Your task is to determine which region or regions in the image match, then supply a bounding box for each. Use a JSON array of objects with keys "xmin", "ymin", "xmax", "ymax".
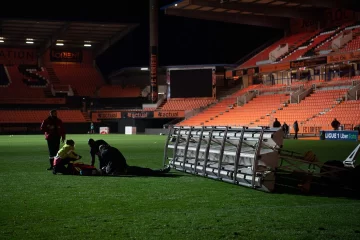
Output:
[{"xmin": 56, "ymin": 144, "xmax": 79, "ymax": 159}]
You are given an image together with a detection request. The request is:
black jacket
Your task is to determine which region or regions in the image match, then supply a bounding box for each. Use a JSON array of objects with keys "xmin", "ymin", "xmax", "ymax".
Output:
[
  {"xmin": 100, "ymin": 146, "xmax": 128, "ymax": 174},
  {"xmin": 90, "ymin": 140, "xmax": 108, "ymax": 159}
]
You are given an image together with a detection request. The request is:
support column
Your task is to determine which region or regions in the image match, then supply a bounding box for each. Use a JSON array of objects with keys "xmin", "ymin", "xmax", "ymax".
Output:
[{"xmin": 150, "ymin": 0, "xmax": 159, "ymax": 103}]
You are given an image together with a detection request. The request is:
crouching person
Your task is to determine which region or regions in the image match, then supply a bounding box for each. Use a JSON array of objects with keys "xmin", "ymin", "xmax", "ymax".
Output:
[
  {"xmin": 53, "ymin": 139, "xmax": 82, "ymax": 175},
  {"xmin": 99, "ymin": 144, "xmax": 170, "ymax": 176}
]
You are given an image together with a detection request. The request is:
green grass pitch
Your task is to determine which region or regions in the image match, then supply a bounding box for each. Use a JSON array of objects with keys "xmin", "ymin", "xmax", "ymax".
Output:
[{"xmin": 0, "ymin": 134, "xmax": 359, "ymax": 240}]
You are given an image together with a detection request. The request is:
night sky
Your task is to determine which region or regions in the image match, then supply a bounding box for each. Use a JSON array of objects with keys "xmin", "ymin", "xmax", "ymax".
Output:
[{"xmin": 2, "ymin": 1, "xmax": 283, "ymax": 75}]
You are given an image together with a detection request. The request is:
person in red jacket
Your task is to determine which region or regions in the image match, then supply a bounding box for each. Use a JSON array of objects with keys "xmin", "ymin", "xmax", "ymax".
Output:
[{"xmin": 40, "ymin": 110, "xmax": 66, "ymax": 170}]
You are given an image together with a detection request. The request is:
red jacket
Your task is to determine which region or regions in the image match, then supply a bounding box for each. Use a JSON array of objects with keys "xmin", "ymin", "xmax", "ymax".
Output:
[{"xmin": 40, "ymin": 116, "xmax": 66, "ymax": 140}]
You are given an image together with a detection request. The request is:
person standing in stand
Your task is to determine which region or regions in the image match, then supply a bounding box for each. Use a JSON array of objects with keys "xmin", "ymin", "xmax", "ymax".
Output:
[
  {"xmin": 273, "ymin": 118, "xmax": 281, "ymax": 128},
  {"xmin": 293, "ymin": 120, "xmax": 299, "ymax": 140},
  {"xmin": 90, "ymin": 122, "xmax": 95, "ymax": 134},
  {"xmin": 40, "ymin": 110, "xmax": 66, "ymax": 170}
]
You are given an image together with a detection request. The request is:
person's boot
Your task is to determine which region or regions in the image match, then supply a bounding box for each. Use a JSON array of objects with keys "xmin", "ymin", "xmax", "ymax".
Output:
[
  {"xmin": 47, "ymin": 158, "xmax": 53, "ymax": 170},
  {"xmin": 159, "ymin": 165, "xmax": 171, "ymax": 174}
]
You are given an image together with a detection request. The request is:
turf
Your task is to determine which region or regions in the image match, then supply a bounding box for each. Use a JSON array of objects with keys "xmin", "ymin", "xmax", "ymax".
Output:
[{"xmin": 0, "ymin": 134, "xmax": 359, "ymax": 240}]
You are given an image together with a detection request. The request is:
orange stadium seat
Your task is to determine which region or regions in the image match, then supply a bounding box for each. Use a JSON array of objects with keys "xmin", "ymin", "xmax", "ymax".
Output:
[
  {"xmin": 281, "ymin": 32, "xmax": 331, "ymax": 61},
  {"xmin": 303, "ymin": 99, "xmax": 360, "ymax": 130},
  {"xmin": 240, "ymin": 31, "xmax": 315, "ymax": 68},
  {"xmin": 159, "ymin": 98, "xmax": 215, "ymax": 111},
  {"xmin": 51, "ymin": 64, "xmax": 105, "ymax": 97},
  {"xmin": 97, "ymin": 85, "xmax": 141, "ymax": 98},
  {"xmin": 271, "ymin": 89, "xmax": 350, "ymax": 132},
  {"xmin": 0, "ymin": 65, "xmax": 45, "ymax": 99},
  {"xmin": 0, "ymin": 110, "xmax": 87, "ymax": 123}
]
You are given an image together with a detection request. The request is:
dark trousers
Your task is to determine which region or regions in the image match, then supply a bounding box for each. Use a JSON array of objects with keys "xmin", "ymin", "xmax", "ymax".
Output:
[
  {"xmin": 99, "ymin": 157, "xmax": 108, "ymax": 169},
  {"xmin": 294, "ymin": 131, "xmax": 298, "ymax": 139},
  {"xmin": 53, "ymin": 158, "xmax": 73, "ymax": 175},
  {"xmin": 47, "ymin": 137, "xmax": 60, "ymax": 167}
]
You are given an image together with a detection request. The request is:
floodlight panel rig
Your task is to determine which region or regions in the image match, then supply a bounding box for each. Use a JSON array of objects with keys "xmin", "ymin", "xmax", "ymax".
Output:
[
  {"xmin": 163, "ymin": 125, "xmax": 284, "ymax": 192},
  {"xmin": 163, "ymin": 125, "xmax": 360, "ymax": 194}
]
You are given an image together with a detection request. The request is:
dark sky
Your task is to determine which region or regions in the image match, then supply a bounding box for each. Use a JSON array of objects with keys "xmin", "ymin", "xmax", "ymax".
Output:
[{"xmin": 2, "ymin": 1, "xmax": 283, "ymax": 75}]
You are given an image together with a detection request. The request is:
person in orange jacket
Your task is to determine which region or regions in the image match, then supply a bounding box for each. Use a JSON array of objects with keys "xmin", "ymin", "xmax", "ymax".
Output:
[{"xmin": 40, "ymin": 110, "xmax": 66, "ymax": 170}]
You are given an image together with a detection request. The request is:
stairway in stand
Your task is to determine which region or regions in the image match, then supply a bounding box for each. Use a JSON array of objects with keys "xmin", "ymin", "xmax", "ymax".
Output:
[
  {"xmin": 72, "ymin": 88, "xmax": 78, "ymax": 96},
  {"xmin": 82, "ymin": 112, "xmax": 91, "ymax": 122},
  {"xmin": 44, "ymin": 67, "xmax": 61, "ymax": 97},
  {"xmin": 46, "ymin": 67, "xmax": 60, "ymax": 84},
  {"xmin": 43, "ymin": 88, "xmax": 53, "ymax": 97},
  {"xmin": 156, "ymin": 99, "xmax": 167, "ymax": 109}
]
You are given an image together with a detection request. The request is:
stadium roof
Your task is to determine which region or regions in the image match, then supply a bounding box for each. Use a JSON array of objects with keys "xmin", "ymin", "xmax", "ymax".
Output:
[
  {"xmin": 162, "ymin": 0, "xmax": 360, "ymax": 29},
  {"xmin": 108, "ymin": 64, "xmax": 236, "ymax": 78},
  {"xmin": 0, "ymin": 19, "xmax": 139, "ymax": 57}
]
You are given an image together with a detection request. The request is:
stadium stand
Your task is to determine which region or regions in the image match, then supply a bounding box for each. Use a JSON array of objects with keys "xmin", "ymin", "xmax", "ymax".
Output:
[
  {"xmin": 240, "ymin": 31, "xmax": 315, "ymax": 68},
  {"xmin": 1, "ymin": 5, "xmax": 360, "ymax": 137},
  {"xmin": 339, "ymin": 28, "xmax": 360, "ymax": 53},
  {"xmin": 51, "ymin": 64, "xmax": 104, "ymax": 97},
  {"xmin": 178, "ymin": 79, "xmax": 360, "ymax": 135},
  {"xmin": 179, "ymin": 86, "xmax": 258, "ymax": 126},
  {"xmin": 0, "ymin": 110, "xmax": 86, "ymax": 123},
  {"xmin": 304, "ymin": 99, "xmax": 360, "ymax": 129},
  {"xmin": 273, "ymin": 88, "xmax": 348, "ymax": 125},
  {"xmin": 97, "ymin": 85, "xmax": 141, "ymax": 98},
  {"xmin": 205, "ymin": 93, "xmax": 289, "ymax": 127},
  {"xmin": 159, "ymin": 98, "xmax": 215, "ymax": 111},
  {"xmin": 278, "ymin": 31, "xmax": 332, "ymax": 62},
  {"xmin": 18, "ymin": 65, "xmax": 49, "ymax": 86},
  {"xmin": 0, "ymin": 64, "xmax": 10, "ymax": 86},
  {"xmin": 0, "ymin": 65, "xmax": 45, "ymax": 99}
]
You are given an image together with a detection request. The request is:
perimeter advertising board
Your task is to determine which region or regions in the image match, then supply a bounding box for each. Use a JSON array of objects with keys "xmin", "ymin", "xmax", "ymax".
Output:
[
  {"xmin": 50, "ymin": 49, "xmax": 83, "ymax": 62},
  {"xmin": 320, "ymin": 130, "xmax": 358, "ymax": 142},
  {"xmin": 154, "ymin": 111, "xmax": 185, "ymax": 118}
]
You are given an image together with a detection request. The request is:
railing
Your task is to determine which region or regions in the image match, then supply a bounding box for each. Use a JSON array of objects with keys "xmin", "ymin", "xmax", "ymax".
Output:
[
  {"xmin": 51, "ymin": 84, "xmax": 73, "ymax": 96},
  {"xmin": 297, "ymin": 88, "xmax": 313, "ymax": 104},
  {"xmin": 50, "ymin": 84, "xmax": 55, "ymax": 96},
  {"xmin": 68, "ymin": 85, "xmax": 74, "ymax": 96},
  {"xmin": 237, "ymin": 91, "xmax": 255, "ymax": 106},
  {"xmin": 346, "ymin": 82, "xmax": 360, "ymax": 100}
]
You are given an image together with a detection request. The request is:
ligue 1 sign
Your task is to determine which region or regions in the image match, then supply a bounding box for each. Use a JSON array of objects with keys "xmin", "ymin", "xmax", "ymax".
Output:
[{"xmin": 321, "ymin": 130, "xmax": 358, "ymax": 142}]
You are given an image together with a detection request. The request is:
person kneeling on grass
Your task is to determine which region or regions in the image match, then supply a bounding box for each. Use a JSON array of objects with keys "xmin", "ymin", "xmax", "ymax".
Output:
[
  {"xmin": 53, "ymin": 139, "xmax": 82, "ymax": 175},
  {"xmin": 98, "ymin": 144, "xmax": 171, "ymax": 176}
]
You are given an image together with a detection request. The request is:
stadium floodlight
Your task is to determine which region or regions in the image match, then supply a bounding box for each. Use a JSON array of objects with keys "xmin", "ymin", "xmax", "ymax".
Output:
[
  {"xmin": 56, "ymin": 43, "xmax": 64, "ymax": 46},
  {"xmin": 84, "ymin": 44, "xmax": 91, "ymax": 47},
  {"xmin": 163, "ymin": 126, "xmax": 283, "ymax": 192},
  {"xmin": 26, "ymin": 41, "xmax": 34, "ymax": 44},
  {"xmin": 163, "ymin": 125, "xmax": 360, "ymax": 194}
]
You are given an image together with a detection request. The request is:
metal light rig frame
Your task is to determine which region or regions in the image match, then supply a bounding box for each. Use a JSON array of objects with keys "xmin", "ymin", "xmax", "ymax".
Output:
[
  {"xmin": 163, "ymin": 125, "xmax": 360, "ymax": 194},
  {"xmin": 163, "ymin": 125, "xmax": 284, "ymax": 192}
]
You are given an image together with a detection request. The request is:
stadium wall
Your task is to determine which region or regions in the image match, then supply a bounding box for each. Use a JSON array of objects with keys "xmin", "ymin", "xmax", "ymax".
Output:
[
  {"xmin": 109, "ymin": 71, "xmax": 167, "ymax": 87},
  {"xmin": 291, "ymin": 9, "xmax": 356, "ymax": 34},
  {"xmin": 0, "ymin": 123, "xmax": 93, "ymax": 135},
  {"xmin": 0, "ymin": 47, "xmax": 94, "ymax": 66},
  {"xmin": 0, "ymin": 48, "xmax": 37, "ymax": 65},
  {"xmin": 42, "ymin": 48, "xmax": 93, "ymax": 65}
]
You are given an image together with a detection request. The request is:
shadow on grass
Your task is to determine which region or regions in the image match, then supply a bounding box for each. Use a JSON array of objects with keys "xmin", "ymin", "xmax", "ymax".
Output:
[
  {"xmin": 65, "ymin": 171, "xmax": 185, "ymax": 178},
  {"xmin": 108, "ymin": 172, "xmax": 184, "ymax": 178},
  {"xmin": 274, "ymin": 173, "xmax": 360, "ymax": 199}
]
